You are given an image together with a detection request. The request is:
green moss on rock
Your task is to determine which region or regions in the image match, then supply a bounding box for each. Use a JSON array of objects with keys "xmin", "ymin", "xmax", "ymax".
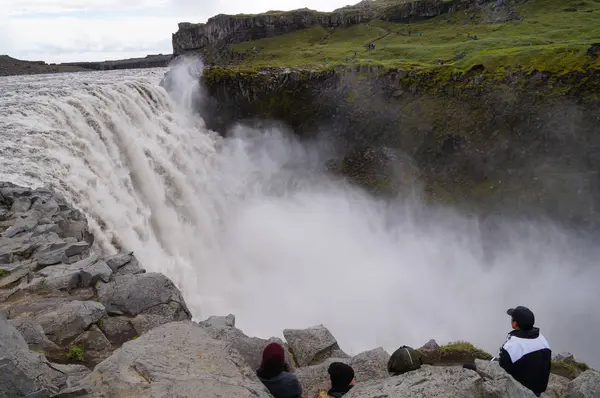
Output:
[
  {"xmin": 551, "ymin": 359, "xmax": 590, "ymax": 380},
  {"xmin": 439, "ymin": 341, "xmax": 493, "ymax": 364}
]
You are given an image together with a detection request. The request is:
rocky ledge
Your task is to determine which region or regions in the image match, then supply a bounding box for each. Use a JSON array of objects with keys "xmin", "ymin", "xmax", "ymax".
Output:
[{"xmin": 1, "ymin": 181, "xmax": 599, "ymax": 397}]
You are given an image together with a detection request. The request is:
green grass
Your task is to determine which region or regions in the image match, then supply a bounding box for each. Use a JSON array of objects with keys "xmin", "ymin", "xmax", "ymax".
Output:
[
  {"xmin": 229, "ymin": 0, "xmax": 600, "ymax": 73},
  {"xmin": 66, "ymin": 345, "xmax": 84, "ymax": 361},
  {"xmin": 439, "ymin": 341, "xmax": 493, "ymax": 361},
  {"xmin": 0, "ymin": 269, "xmax": 8, "ymax": 278}
]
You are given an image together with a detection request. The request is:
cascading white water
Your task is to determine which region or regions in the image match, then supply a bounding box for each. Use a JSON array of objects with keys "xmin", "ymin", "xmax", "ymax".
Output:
[{"xmin": 1, "ymin": 60, "xmax": 599, "ymax": 367}]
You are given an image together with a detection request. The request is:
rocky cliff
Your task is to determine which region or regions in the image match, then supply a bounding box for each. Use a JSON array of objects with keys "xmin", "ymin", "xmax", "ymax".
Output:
[
  {"xmin": 61, "ymin": 54, "xmax": 174, "ymax": 71},
  {"xmin": 172, "ymin": 0, "xmax": 464, "ymax": 56},
  {"xmin": 1, "ymin": 181, "xmax": 598, "ymax": 397},
  {"xmin": 195, "ymin": 63, "xmax": 600, "ymax": 228}
]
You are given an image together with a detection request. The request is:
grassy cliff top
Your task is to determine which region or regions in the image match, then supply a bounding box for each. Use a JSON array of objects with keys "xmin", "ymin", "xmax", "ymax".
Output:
[{"xmin": 228, "ymin": 0, "xmax": 600, "ymax": 74}]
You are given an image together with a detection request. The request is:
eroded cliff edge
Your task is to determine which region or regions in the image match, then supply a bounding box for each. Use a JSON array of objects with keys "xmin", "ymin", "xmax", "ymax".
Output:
[{"xmin": 194, "ymin": 63, "xmax": 600, "ymax": 228}]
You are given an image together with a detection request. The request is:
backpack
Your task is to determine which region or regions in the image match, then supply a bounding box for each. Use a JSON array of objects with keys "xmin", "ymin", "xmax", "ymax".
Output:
[{"xmin": 388, "ymin": 345, "xmax": 423, "ymax": 375}]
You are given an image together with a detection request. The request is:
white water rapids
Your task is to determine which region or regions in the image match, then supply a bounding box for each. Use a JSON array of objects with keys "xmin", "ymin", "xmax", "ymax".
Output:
[{"xmin": 0, "ymin": 60, "xmax": 599, "ymax": 367}]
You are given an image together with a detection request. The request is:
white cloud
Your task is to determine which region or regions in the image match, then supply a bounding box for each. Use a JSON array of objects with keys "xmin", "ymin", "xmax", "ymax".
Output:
[{"xmin": 0, "ymin": 0, "xmax": 357, "ymax": 62}]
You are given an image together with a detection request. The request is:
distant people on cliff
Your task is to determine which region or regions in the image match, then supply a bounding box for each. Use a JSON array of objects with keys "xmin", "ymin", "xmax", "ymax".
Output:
[
  {"xmin": 256, "ymin": 342, "xmax": 302, "ymax": 398},
  {"xmin": 499, "ymin": 306, "xmax": 551, "ymax": 397},
  {"xmin": 317, "ymin": 362, "xmax": 356, "ymax": 397}
]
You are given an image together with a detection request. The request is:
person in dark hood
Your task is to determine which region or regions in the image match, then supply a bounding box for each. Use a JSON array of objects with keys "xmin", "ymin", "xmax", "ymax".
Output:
[
  {"xmin": 325, "ymin": 362, "xmax": 355, "ymax": 397},
  {"xmin": 499, "ymin": 306, "xmax": 551, "ymax": 397},
  {"xmin": 256, "ymin": 342, "xmax": 302, "ymax": 398}
]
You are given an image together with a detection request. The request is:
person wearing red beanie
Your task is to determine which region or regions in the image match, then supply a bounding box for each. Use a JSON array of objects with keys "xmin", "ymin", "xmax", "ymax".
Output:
[{"xmin": 256, "ymin": 342, "xmax": 302, "ymax": 398}]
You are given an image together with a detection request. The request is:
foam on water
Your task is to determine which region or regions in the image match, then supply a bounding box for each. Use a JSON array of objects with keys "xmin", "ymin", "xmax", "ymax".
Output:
[{"xmin": 0, "ymin": 61, "xmax": 598, "ymax": 367}]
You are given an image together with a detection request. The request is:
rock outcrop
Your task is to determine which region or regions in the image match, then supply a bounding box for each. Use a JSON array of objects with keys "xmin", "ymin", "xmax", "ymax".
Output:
[
  {"xmin": 59, "ymin": 322, "xmax": 273, "ymax": 398},
  {"xmin": 60, "ymin": 54, "xmax": 173, "ymax": 71},
  {"xmin": 172, "ymin": 0, "xmax": 461, "ymax": 56},
  {"xmin": 2, "ymin": 182, "xmax": 596, "ymax": 397},
  {"xmin": 0, "ymin": 181, "xmax": 192, "ymax": 396}
]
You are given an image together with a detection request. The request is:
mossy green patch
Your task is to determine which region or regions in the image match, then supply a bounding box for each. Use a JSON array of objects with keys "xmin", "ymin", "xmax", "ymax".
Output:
[
  {"xmin": 551, "ymin": 359, "xmax": 591, "ymax": 379},
  {"xmin": 0, "ymin": 269, "xmax": 8, "ymax": 278},
  {"xmin": 66, "ymin": 345, "xmax": 84, "ymax": 361},
  {"xmin": 439, "ymin": 341, "xmax": 493, "ymax": 362},
  {"xmin": 229, "ymin": 0, "xmax": 600, "ymax": 74}
]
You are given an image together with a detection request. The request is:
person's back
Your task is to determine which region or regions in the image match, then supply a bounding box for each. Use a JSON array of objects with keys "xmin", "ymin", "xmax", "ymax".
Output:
[
  {"xmin": 499, "ymin": 306, "xmax": 551, "ymax": 397},
  {"xmin": 256, "ymin": 342, "xmax": 302, "ymax": 398}
]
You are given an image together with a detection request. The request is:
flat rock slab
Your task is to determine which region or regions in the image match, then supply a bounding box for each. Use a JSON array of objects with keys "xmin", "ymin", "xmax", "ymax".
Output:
[
  {"xmin": 8, "ymin": 318, "xmax": 60, "ymax": 353},
  {"xmin": 283, "ymin": 324, "xmax": 344, "ymax": 367},
  {"xmin": 67, "ymin": 321, "xmax": 272, "ymax": 398}
]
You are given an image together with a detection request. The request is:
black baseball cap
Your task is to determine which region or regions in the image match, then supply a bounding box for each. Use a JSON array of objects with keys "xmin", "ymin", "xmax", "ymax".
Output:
[{"xmin": 507, "ymin": 306, "xmax": 535, "ymax": 329}]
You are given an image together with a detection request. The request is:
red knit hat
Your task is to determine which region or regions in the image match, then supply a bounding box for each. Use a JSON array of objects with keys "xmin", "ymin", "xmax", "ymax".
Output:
[{"xmin": 262, "ymin": 342, "xmax": 285, "ymax": 365}]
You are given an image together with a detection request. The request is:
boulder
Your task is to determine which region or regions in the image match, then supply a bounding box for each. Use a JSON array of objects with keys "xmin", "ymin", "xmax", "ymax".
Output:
[
  {"xmin": 345, "ymin": 360, "xmax": 536, "ymax": 398},
  {"xmin": 296, "ymin": 358, "xmax": 347, "ymax": 397},
  {"xmin": 474, "ymin": 359, "xmax": 537, "ymax": 397},
  {"xmin": 27, "ymin": 256, "xmax": 112, "ymax": 291},
  {"xmin": 0, "ymin": 313, "xmax": 66, "ymax": 397},
  {"xmin": 97, "ymin": 273, "xmax": 190, "ymax": 319},
  {"xmin": 199, "ymin": 313, "xmax": 236, "ymax": 328},
  {"xmin": 565, "ymin": 370, "xmax": 600, "ymax": 398},
  {"xmin": 201, "ymin": 324, "xmax": 296, "ymax": 371},
  {"xmin": 63, "ymin": 321, "xmax": 272, "ymax": 397},
  {"xmin": 542, "ymin": 374, "xmax": 571, "ymax": 398},
  {"xmin": 283, "ymin": 324, "xmax": 346, "ymax": 367},
  {"xmin": 418, "ymin": 339, "xmax": 441, "ymax": 365},
  {"xmin": 35, "ymin": 300, "xmax": 106, "ymax": 346},
  {"xmin": 103, "ymin": 252, "xmax": 145, "ymax": 276},
  {"xmin": 70, "ymin": 325, "xmax": 114, "ymax": 367},
  {"xmin": 294, "ymin": 347, "xmax": 389, "ymax": 397},
  {"xmin": 350, "ymin": 347, "xmax": 390, "ymax": 381},
  {"xmin": 99, "ymin": 316, "xmax": 138, "ymax": 345},
  {"xmin": 8, "ymin": 318, "xmax": 61, "ymax": 353}
]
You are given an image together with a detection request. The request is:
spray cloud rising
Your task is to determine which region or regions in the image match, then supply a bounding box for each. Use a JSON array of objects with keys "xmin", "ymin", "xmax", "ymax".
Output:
[{"xmin": 0, "ymin": 58, "xmax": 598, "ymax": 367}]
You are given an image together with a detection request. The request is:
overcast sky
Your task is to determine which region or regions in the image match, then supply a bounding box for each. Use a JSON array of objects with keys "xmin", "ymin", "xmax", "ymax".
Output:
[{"xmin": 0, "ymin": 0, "xmax": 356, "ymax": 63}]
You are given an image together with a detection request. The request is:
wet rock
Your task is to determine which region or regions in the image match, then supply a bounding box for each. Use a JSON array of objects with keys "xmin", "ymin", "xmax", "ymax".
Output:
[
  {"xmin": 283, "ymin": 324, "xmax": 345, "ymax": 367},
  {"xmin": 418, "ymin": 339, "xmax": 441, "ymax": 364},
  {"xmin": 8, "ymin": 318, "xmax": 61, "ymax": 353},
  {"xmin": 99, "ymin": 316, "xmax": 137, "ymax": 345},
  {"xmin": 65, "ymin": 321, "xmax": 271, "ymax": 397},
  {"xmin": 566, "ymin": 370, "xmax": 600, "ymax": 398},
  {"xmin": 35, "ymin": 301, "xmax": 106, "ymax": 346},
  {"xmin": 70, "ymin": 325, "xmax": 113, "ymax": 367},
  {"xmin": 97, "ymin": 273, "xmax": 190, "ymax": 320},
  {"xmin": 104, "ymin": 252, "xmax": 144, "ymax": 276}
]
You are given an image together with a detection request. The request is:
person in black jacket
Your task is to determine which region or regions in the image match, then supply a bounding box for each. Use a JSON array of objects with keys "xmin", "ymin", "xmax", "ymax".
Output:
[
  {"xmin": 499, "ymin": 306, "xmax": 551, "ymax": 397},
  {"xmin": 256, "ymin": 342, "xmax": 302, "ymax": 398}
]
